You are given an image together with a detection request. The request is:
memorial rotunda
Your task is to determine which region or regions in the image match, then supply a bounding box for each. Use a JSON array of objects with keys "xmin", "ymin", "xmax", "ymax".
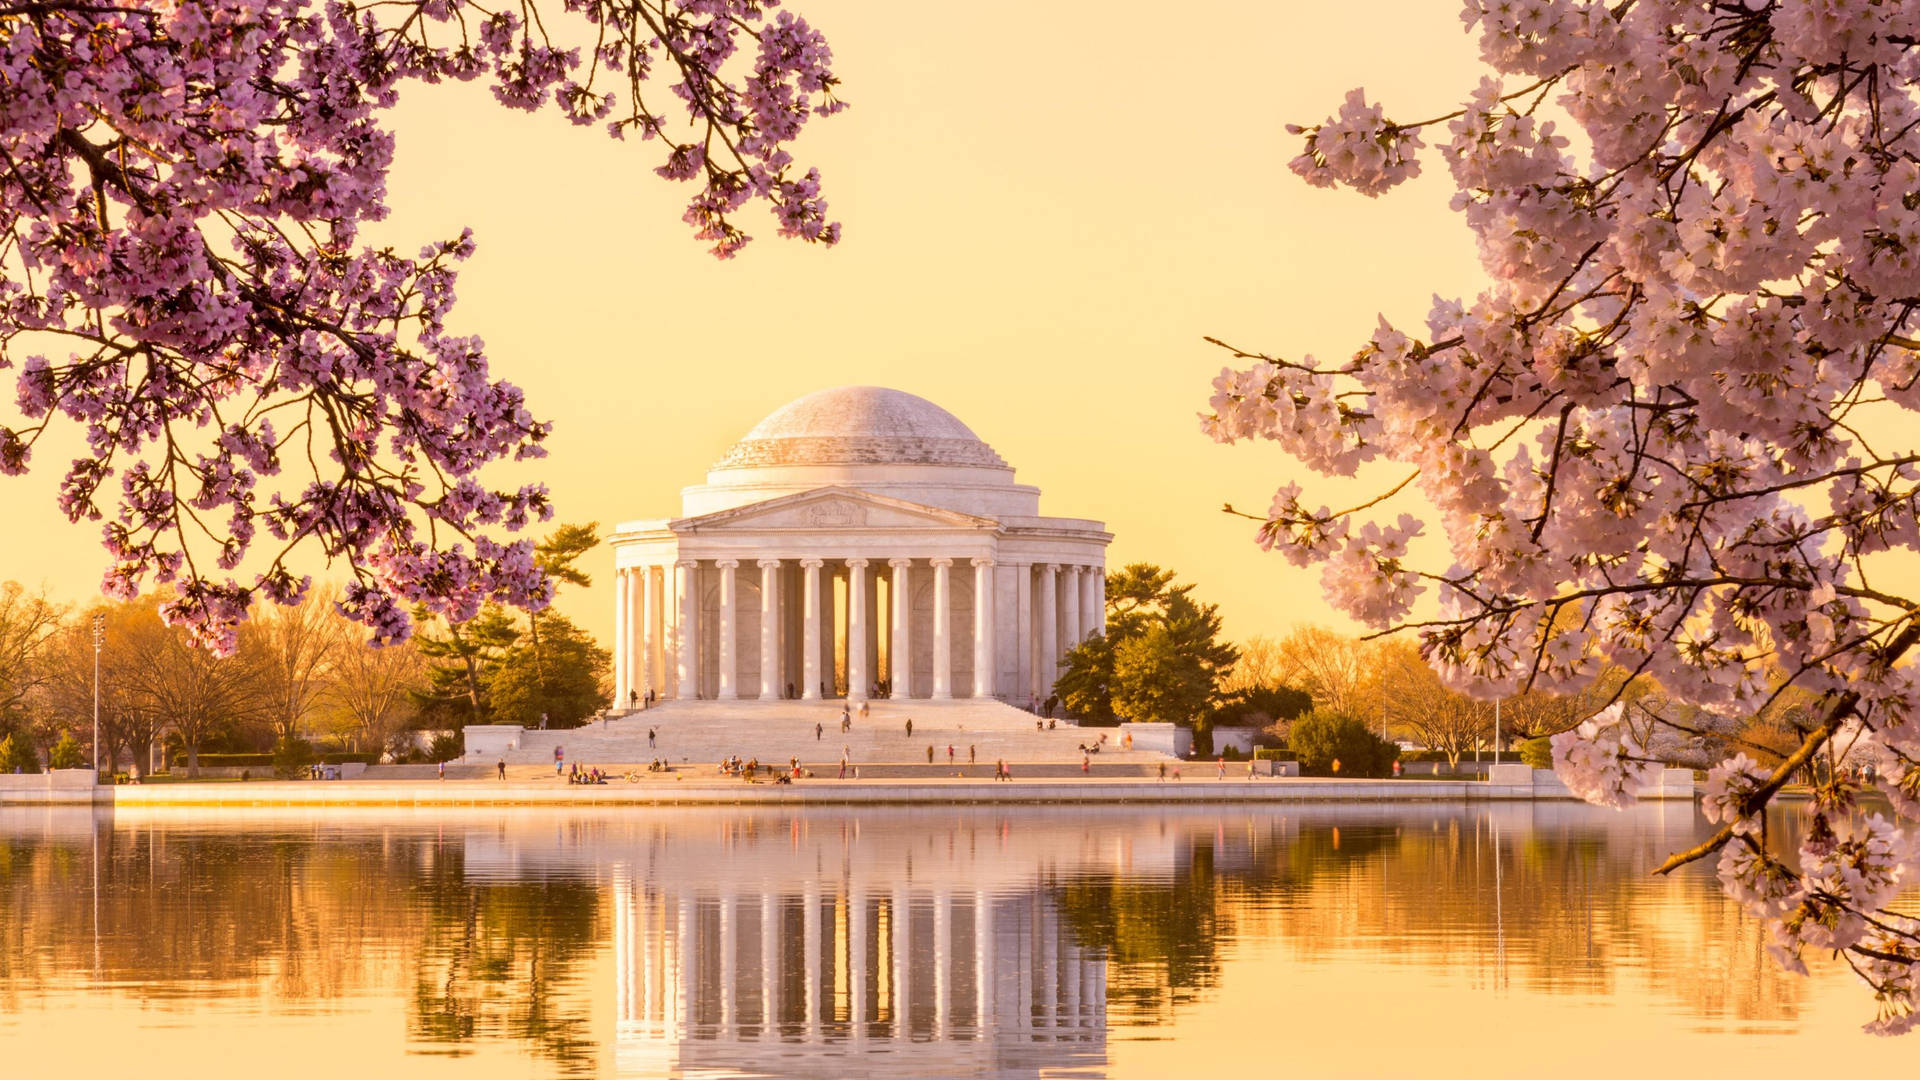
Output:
[{"xmin": 608, "ymin": 387, "xmax": 1111, "ymax": 706}]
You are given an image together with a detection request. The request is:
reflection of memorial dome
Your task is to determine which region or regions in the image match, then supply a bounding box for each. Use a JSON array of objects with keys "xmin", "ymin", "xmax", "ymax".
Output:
[{"xmin": 713, "ymin": 386, "xmax": 1009, "ymax": 471}]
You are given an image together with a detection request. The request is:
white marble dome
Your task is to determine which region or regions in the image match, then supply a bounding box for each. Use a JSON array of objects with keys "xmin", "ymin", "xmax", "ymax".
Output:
[
  {"xmin": 687, "ymin": 386, "xmax": 1035, "ymax": 518},
  {"xmin": 713, "ymin": 386, "xmax": 1008, "ymax": 469}
]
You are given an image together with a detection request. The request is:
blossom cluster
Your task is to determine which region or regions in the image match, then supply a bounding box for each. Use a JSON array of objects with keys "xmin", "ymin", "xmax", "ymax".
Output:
[
  {"xmin": 1212, "ymin": 0, "xmax": 1920, "ymax": 1031},
  {"xmin": 0, "ymin": 0, "xmax": 843, "ymax": 652}
]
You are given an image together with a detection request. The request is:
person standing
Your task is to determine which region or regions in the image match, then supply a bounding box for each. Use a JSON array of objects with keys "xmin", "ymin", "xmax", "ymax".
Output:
[
  {"xmin": 1217, "ymin": 755, "xmax": 1225, "ymax": 780},
  {"xmin": 554, "ymin": 745, "xmax": 564, "ymax": 777},
  {"xmin": 816, "ymin": 722, "xmax": 824, "ymax": 741},
  {"xmin": 1157, "ymin": 761, "xmax": 1167, "ymax": 782},
  {"xmin": 926, "ymin": 745, "xmax": 934, "ymax": 764},
  {"xmin": 968, "ymin": 745, "xmax": 976, "ymax": 764},
  {"xmin": 497, "ymin": 759, "xmax": 506, "ymax": 781},
  {"xmin": 438, "ymin": 760, "xmax": 445, "ymax": 782},
  {"xmin": 905, "ymin": 717, "xmax": 913, "ymax": 738},
  {"xmin": 1082, "ymin": 753, "xmax": 1090, "ymax": 775},
  {"xmin": 648, "ymin": 727, "xmax": 657, "ymax": 750}
]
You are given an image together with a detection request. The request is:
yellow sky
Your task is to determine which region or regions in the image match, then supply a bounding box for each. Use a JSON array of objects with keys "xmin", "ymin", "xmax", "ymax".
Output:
[{"xmin": 0, "ymin": 2, "xmax": 1498, "ymax": 647}]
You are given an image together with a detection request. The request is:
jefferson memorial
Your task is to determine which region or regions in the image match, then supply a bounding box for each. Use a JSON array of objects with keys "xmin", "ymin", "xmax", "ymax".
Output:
[{"xmin": 608, "ymin": 387, "xmax": 1112, "ymax": 706}]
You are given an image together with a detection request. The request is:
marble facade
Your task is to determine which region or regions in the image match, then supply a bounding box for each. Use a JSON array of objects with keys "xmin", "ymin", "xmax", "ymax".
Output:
[{"xmin": 609, "ymin": 387, "xmax": 1111, "ymax": 705}]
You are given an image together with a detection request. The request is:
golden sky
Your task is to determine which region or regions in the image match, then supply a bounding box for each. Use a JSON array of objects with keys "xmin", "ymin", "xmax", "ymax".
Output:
[{"xmin": 0, "ymin": 2, "xmax": 1498, "ymax": 647}]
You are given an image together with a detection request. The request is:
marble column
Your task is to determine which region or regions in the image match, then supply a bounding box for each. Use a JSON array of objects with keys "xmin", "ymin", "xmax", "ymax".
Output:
[
  {"xmin": 1039, "ymin": 563, "xmax": 1059, "ymax": 698},
  {"xmin": 888, "ymin": 559, "xmax": 912, "ymax": 698},
  {"xmin": 614, "ymin": 568, "xmax": 629, "ymax": 707},
  {"xmin": 674, "ymin": 560, "xmax": 697, "ymax": 699},
  {"xmin": 1062, "ymin": 566, "xmax": 1082, "ymax": 654},
  {"xmin": 972, "ymin": 558, "xmax": 994, "ymax": 699},
  {"xmin": 846, "ymin": 558, "xmax": 869, "ymax": 701},
  {"xmin": 717, "ymin": 559, "xmax": 740, "ymax": 700},
  {"xmin": 1015, "ymin": 563, "xmax": 1032, "ymax": 707},
  {"xmin": 758, "ymin": 559, "xmax": 781, "ymax": 700},
  {"xmin": 627, "ymin": 567, "xmax": 644, "ymax": 703},
  {"xmin": 931, "ymin": 558, "xmax": 953, "ymax": 699},
  {"xmin": 1093, "ymin": 566, "xmax": 1106, "ymax": 639},
  {"xmin": 801, "ymin": 559, "xmax": 824, "ymax": 700},
  {"xmin": 1079, "ymin": 564, "xmax": 1100, "ymax": 642},
  {"xmin": 641, "ymin": 567, "xmax": 660, "ymax": 698}
]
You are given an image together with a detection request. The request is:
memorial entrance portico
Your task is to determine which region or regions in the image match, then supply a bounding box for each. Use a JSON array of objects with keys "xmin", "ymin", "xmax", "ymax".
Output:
[{"xmin": 609, "ymin": 387, "xmax": 1112, "ymax": 705}]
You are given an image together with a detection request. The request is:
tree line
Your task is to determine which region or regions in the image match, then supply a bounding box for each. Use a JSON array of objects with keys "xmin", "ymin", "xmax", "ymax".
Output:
[{"xmin": 0, "ymin": 525, "xmax": 610, "ymax": 777}]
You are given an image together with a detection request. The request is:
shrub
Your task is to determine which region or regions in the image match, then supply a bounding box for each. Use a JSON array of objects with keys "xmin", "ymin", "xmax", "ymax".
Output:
[
  {"xmin": 1288, "ymin": 710, "xmax": 1399, "ymax": 778},
  {"xmin": 428, "ymin": 731, "xmax": 464, "ymax": 763},
  {"xmin": 1221, "ymin": 745, "xmax": 1243, "ymax": 761},
  {"xmin": 1520, "ymin": 737, "xmax": 1554, "ymax": 770},
  {"xmin": 1253, "ymin": 748, "xmax": 1297, "ymax": 761},
  {"xmin": 47, "ymin": 733, "xmax": 86, "ymax": 770},
  {"xmin": 272, "ymin": 737, "xmax": 318, "ymax": 779},
  {"xmin": 0, "ymin": 733, "xmax": 40, "ymax": 774}
]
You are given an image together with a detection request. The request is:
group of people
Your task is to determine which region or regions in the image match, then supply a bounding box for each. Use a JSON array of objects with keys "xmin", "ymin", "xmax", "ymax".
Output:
[
  {"xmin": 625, "ymin": 688, "xmax": 659, "ymax": 710},
  {"xmin": 566, "ymin": 762, "xmax": 609, "ymax": 785}
]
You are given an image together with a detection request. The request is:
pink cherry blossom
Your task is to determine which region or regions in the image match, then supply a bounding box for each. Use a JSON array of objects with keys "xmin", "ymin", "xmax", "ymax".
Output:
[
  {"xmin": 1211, "ymin": 1, "xmax": 1920, "ymax": 1031},
  {"xmin": 0, "ymin": 1, "xmax": 845, "ymax": 654}
]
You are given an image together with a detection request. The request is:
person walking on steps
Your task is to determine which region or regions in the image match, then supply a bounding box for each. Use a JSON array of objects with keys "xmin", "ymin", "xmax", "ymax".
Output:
[
  {"xmin": 648, "ymin": 727, "xmax": 657, "ymax": 750},
  {"xmin": 904, "ymin": 717, "xmax": 913, "ymax": 738},
  {"xmin": 816, "ymin": 722, "xmax": 824, "ymax": 741}
]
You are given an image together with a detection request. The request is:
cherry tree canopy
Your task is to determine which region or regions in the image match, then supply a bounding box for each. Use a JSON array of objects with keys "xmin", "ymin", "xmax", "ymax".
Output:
[
  {"xmin": 0, "ymin": 0, "xmax": 843, "ymax": 652},
  {"xmin": 1206, "ymin": 1, "xmax": 1920, "ymax": 1033}
]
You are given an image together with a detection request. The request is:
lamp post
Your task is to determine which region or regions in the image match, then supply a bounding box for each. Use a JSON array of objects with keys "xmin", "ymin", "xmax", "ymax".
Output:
[
  {"xmin": 1493, "ymin": 697, "xmax": 1502, "ymax": 765},
  {"xmin": 91, "ymin": 612, "xmax": 104, "ymax": 778}
]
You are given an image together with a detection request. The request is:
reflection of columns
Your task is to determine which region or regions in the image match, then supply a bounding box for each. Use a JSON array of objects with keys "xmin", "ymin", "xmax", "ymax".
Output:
[
  {"xmin": 720, "ymin": 891, "xmax": 737, "ymax": 1035},
  {"xmin": 972, "ymin": 559, "xmax": 994, "ymax": 699},
  {"xmin": 1039, "ymin": 563, "xmax": 1059, "ymax": 696},
  {"xmin": 1062, "ymin": 566, "xmax": 1082, "ymax": 653},
  {"xmin": 931, "ymin": 558, "xmax": 953, "ymax": 699},
  {"xmin": 804, "ymin": 882, "xmax": 823, "ymax": 1040},
  {"xmin": 801, "ymin": 559, "xmax": 824, "ymax": 700},
  {"xmin": 674, "ymin": 561, "xmax": 697, "ymax": 699},
  {"xmin": 761, "ymin": 893, "xmax": 777, "ymax": 1038},
  {"xmin": 974, "ymin": 890, "xmax": 991, "ymax": 1032},
  {"xmin": 933, "ymin": 890, "xmax": 951, "ymax": 1037},
  {"xmin": 851, "ymin": 885, "xmax": 869, "ymax": 1035},
  {"xmin": 892, "ymin": 886, "xmax": 911, "ymax": 1037},
  {"xmin": 847, "ymin": 558, "xmax": 870, "ymax": 701},
  {"xmin": 716, "ymin": 559, "xmax": 740, "ymax": 699},
  {"xmin": 758, "ymin": 559, "xmax": 781, "ymax": 700},
  {"xmin": 641, "ymin": 567, "xmax": 660, "ymax": 697},
  {"xmin": 675, "ymin": 894, "xmax": 691, "ymax": 1036},
  {"xmin": 888, "ymin": 559, "xmax": 911, "ymax": 698},
  {"xmin": 614, "ymin": 568, "xmax": 630, "ymax": 707}
]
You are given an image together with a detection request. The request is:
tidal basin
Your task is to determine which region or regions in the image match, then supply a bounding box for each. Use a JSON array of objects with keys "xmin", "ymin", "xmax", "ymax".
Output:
[{"xmin": 0, "ymin": 803, "xmax": 1910, "ymax": 1079}]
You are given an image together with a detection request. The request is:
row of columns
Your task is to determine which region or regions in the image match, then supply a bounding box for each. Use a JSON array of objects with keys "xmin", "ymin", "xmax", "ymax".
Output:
[
  {"xmin": 613, "ymin": 877, "xmax": 1106, "ymax": 1046},
  {"xmin": 614, "ymin": 558, "xmax": 1105, "ymax": 704}
]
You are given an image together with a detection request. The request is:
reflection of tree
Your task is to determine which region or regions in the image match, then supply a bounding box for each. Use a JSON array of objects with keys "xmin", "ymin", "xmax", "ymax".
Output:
[
  {"xmin": 408, "ymin": 867, "xmax": 602, "ymax": 1076},
  {"xmin": 1054, "ymin": 844, "xmax": 1224, "ymax": 1021},
  {"xmin": 0, "ymin": 822, "xmax": 602, "ymax": 1073}
]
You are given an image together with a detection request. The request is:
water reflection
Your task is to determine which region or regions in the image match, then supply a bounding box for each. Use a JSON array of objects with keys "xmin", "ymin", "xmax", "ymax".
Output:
[{"xmin": 0, "ymin": 802, "xmax": 1886, "ymax": 1078}]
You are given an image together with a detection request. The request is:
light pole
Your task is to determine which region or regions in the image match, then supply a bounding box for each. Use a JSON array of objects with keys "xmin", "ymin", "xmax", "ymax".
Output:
[
  {"xmin": 91, "ymin": 612, "xmax": 104, "ymax": 779},
  {"xmin": 1493, "ymin": 697, "xmax": 1502, "ymax": 765}
]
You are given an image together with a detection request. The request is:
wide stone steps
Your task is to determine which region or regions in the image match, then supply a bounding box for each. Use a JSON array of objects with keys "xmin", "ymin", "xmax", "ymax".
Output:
[{"xmin": 489, "ymin": 698, "xmax": 1173, "ymax": 768}]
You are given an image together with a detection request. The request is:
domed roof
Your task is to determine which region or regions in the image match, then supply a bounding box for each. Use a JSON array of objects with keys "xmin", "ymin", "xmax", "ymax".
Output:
[{"xmin": 713, "ymin": 387, "xmax": 1009, "ymax": 470}]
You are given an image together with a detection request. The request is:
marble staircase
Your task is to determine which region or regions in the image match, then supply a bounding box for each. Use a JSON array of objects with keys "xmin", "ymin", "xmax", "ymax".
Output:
[{"xmin": 488, "ymin": 698, "xmax": 1172, "ymax": 769}]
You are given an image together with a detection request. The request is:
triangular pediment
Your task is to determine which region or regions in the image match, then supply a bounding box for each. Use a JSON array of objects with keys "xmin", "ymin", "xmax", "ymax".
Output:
[{"xmin": 672, "ymin": 487, "xmax": 999, "ymax": 534}]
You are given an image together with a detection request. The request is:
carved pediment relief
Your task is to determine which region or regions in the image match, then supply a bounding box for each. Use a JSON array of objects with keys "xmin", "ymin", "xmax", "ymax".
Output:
[{"xmin": 678, "ymin": 489, "xmax": 992, "ymax": 533}]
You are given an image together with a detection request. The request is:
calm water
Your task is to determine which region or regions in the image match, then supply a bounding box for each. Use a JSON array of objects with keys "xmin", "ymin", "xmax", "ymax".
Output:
[{"xmin": 0, "ymin": 802, "xmax": 1911, "ymax": 1078}]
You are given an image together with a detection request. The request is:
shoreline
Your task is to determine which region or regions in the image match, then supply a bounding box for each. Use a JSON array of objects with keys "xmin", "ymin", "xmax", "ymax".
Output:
[{"xmin": 0, "ymin": 772, "xmax": 1700, "ymax": 808}]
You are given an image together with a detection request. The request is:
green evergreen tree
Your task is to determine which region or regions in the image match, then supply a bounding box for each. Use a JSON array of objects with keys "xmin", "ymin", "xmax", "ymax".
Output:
[
  {"xmin": 487, "ymin": 614, "xmax": 610, "ymax": 729},
  {"xmin": 47, "ymin": 732, "xmax": 85, "ymax": 770},
  {"xmin": 0, "ymin": 732, "xmax": 39, "ymax": 773},
  {"xmin": 1055, "ymin": 564, "xmax": 1236, "ymax": 727},
  {"xmin": 412, "ymin": 606, "xmax": 520, "ymax": 727},
  {"xmin": 526, "ymin": 522, "xmax": 600, "ymax": 712}
]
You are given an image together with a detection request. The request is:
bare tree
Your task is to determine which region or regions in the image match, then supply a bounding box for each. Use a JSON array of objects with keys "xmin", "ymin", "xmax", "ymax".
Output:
[
  {"xmin": 1221, "ymin": 634, "xmax": 1290, "ymax": 695},
  {"xmin": 324, "ymin": 636, "xmax": 428, "ymax": 755},
  {"xmin": 242, "ymin": 587, "xmax": 347, "ymax": 744},
  {"xmin": 1271, "ymin": 626, "xmax": 1375, "ymax": 716},
  {"xmin": 120, "ymin": 597, "xmax": 265, "ymax": 777},
  {"xmin": 0, "ymin": 582, "xmax": 65, "ymax": 728},
  {"xmin": 1371, "ymin": 640, "xmax": 1493, "ymax": 767}
]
